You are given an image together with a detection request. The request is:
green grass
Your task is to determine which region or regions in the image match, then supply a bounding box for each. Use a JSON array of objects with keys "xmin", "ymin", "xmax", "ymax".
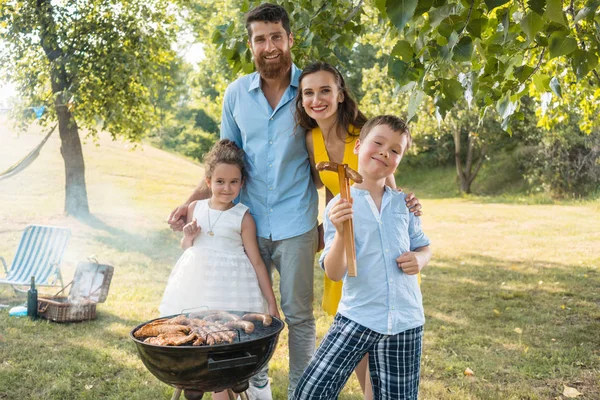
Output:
[{"xmin": 1, "ymin": 118, "xmax": 599, "ymax": 399}]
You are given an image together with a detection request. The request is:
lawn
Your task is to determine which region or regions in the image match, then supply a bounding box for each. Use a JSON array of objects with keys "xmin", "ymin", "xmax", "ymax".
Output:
[{"xmin": 1, "ymin": 119, "xmax": 599, "ymax": 399}]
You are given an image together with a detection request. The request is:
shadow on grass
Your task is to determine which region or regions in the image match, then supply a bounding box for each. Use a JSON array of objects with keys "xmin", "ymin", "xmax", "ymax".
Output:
[
  {"xmin": 420, "ymin": 253, "xmax": 600, "ymax": 397},
  {"xmin": 77, "ymin": 213, "xmax": 181, "ymax": 264},
  {"xmin": 0, "ymin": 312, "xmax": 174, "ymax": 399}
]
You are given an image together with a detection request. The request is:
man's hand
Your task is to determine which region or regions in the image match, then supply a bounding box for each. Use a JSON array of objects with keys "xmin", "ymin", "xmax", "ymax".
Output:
[
  {"xmin": 404, "ymin": 192, "xmax": 423, "ymax": 217},
  {"xmin": 168, "ymin": 204, "xmax": 188, "ymax": 231},
  {"xmin": 396, "ymin": 251, "xmax": 426, "ymax": 275},
  {"xmin": 268, "ymin": 302, "xmax": 281, "ymax": 319},
  {"xmin": 317, "ymin": 223, "xmax": 325, "ymax": 252}
]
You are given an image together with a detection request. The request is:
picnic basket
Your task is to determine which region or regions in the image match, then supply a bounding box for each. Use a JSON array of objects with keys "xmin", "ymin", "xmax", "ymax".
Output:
[{"xmin": 37, "ymin": 260, "xmax": 113, "ymax": 322}]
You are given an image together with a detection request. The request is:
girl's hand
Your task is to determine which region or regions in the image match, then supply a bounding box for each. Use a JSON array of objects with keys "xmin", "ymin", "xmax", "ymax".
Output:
[
  {"xmin": 183, "ymin": 218, "xmax": 200, "ymax": 238},
  {"xmin": 267, "ymin": 302, "xmax": 280, "ymax": 319},
  {"xmin": 328, "ymin": 198, "xmax": 353, "ymax": 233},
  {"xmin": 396, "ymin": 251, "xmax": 425, "ymax": 275}
]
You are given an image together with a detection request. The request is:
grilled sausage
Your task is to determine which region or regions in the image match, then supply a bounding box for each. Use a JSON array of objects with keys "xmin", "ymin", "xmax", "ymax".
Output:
[
  {"xmin": 315, "ymin": 161, "xmax": 363, "ymax": 183},
  {"xmin": 203, "ymin": 312, "xmax": 241, "ymax": 322},
  {"xmin": 134, "ymin": 324, "xmax": 190, "ymax": 338},
  {"xmin": 242, "ymin": 313, "xmax": 273, "ymax": 327},
  {"xmin": 224, "ymin": 320, "xmax": 255, "ymax": 334}
]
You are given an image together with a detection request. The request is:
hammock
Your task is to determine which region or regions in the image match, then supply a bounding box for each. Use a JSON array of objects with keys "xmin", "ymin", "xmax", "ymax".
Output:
[{"xmin": 0, "ymin": 123, "xmax": 57, "ymax": 181}]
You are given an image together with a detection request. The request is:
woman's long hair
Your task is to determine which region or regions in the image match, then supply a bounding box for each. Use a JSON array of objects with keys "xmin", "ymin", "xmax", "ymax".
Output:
[{"xmin": 295, "ymin": 62, "xmax": 368, "ymax": 142}]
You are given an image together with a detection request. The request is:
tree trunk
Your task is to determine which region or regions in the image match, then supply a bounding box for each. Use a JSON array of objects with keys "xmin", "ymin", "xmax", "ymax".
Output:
[
  {"xmin": 36, "ymin": 0, "xmax": 90, "ymax": 216},
  {"xmin": 453, "ymin": 123, "xmax": 485, "ymax": 194},
  {"xmin": 56, "ymin": 94, "xmax": 89, "ymax": 217}
]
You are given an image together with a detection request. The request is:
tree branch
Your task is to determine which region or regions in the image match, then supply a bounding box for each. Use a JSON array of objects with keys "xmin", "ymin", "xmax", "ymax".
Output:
[
  {"xmin": 459, "ymin": 0, "xmax": 474, "ymax": 35},
  {"xmin": 341, "ymin": 0, "xmax": 364, "ymax": 26},
  {"xmin": 524, "ymin": 48, "xmax": 546, "ymax": 83}
]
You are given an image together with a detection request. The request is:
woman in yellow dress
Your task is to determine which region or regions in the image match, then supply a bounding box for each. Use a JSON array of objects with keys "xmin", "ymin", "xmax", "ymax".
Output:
[{"xmin": 294, "ymin": 61, "xmax": 422, "ymax": 399}]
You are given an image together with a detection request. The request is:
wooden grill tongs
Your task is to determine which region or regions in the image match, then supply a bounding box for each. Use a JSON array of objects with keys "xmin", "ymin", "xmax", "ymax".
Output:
[{"xmin": 316, "ymin": 161, "xmax": 363, "ymax": 277}]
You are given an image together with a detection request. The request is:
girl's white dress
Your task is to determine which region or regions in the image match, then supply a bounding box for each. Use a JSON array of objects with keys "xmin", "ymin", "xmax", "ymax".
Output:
[{"xmin": 159, "ymin": 199, "xmax": 265, "ymax": 317}]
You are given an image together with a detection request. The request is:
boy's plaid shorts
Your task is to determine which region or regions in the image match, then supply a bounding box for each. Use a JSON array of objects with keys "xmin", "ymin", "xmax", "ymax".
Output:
[{"xmin": 292, "ymin": 314, "xmax": 423, "ymax": 399}]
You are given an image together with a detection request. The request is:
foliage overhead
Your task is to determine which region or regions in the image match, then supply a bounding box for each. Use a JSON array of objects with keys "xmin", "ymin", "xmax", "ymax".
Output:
[
  {"xmin": 214, "ymin": 0, "xmax": 600, "ymax": 134},
  {"xmin": 0, "ymin": 0, "xmax": 181, "ymax": 141}
]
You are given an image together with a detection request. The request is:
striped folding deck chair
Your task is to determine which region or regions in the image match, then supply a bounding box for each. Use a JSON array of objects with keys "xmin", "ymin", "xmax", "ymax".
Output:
[{"xmin": 0, "ymin": 225, "xmax": 71, "ymax": 293}]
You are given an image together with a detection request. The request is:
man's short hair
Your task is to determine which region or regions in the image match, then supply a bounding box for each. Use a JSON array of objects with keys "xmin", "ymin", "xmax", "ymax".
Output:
[
  {"xmin": 360, "ymin": 115, "xmax": 412, "ymax": 150},
  {"xmin": 245, "ymin": 3, "xmax": 291, "ymax": 39}
]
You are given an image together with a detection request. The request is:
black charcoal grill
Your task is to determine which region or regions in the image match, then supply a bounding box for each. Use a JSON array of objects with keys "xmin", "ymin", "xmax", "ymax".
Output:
[{"xmin": 130, "ymin": 311, "xmax": 284, "ymax": 400}]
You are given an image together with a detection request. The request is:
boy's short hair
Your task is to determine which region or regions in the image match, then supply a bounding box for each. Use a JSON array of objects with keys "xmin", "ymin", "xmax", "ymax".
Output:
[
  {"xmin": 245, "ymin": 3, "xmax": 291, "ymax": 39},
  {"xmin": 360, "ymin": 115, "xmax": 412, "ymax": 151}
]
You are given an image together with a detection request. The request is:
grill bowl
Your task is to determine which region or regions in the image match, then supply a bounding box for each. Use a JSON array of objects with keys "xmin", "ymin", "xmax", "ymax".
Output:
[{"xmin": 130, "ymin": 312, "xmax": 284, "ymax": 393}]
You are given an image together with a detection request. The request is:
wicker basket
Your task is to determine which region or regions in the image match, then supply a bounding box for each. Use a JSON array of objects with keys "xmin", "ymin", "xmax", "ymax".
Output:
[
  {"xmin": 38, "ymin": 297, "xmax": 97, "ymax": 322},
  {"xmin": 37, "ymin": 260, "xmax": 113, "ymax": 323}
]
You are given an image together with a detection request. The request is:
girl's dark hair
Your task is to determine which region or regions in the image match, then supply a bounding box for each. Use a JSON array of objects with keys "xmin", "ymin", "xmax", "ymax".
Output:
[
  {"xmin": 203, "ymin": 139, "xmax": 247, "ymax": 180},
  {"xmin": 295, "ymin": 61, "xmax": 368, "ymax": 142}
]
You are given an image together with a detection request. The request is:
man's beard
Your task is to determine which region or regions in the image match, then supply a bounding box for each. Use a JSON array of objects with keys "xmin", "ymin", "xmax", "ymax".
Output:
[{"xmin": 254, "ymin": 50, "xmax": 292, "ymax": 79}]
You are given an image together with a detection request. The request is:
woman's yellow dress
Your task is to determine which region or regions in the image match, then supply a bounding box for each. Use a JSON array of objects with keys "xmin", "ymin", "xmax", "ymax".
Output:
[
  {"xmin": 311, "ymin": 125, "xmax": 421, "ymax": 316},
  {"xmin": 311, "ymin": 126, "xmax": 360, "ymax": 315}
]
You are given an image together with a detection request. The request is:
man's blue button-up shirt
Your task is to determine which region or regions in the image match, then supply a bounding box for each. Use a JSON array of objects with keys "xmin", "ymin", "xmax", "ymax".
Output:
[
  {"xmin": 220, "ymin": 64, "xmax": 318, "ymax": 240},
  {"xmin": 319, "ymin": 186, "xmax": 431, "ymax": 335}
]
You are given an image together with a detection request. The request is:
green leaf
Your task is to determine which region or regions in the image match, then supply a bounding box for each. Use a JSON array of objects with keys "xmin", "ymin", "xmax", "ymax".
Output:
[
  {"xmin": 514, "ymin": 65, "xmax": 535, "ymax": 82},
  {"xmin": 429, "ymin": 4, "xmax": 457, "ymax": 26},
  {"xmin": 548, "ymin": 31, "xmax": 578, "ymax": 58},
  {"xmin": 571, "ymin": 49, "xmax": 599, "ymax": 80},
  {"xmin": 386, "ymin": 0, "xmax": 418, "ymax": 32},
  {"xmin": 544, "ymin": 0, "xmax": 567, "ymax": 26},
  {"xmin": 415, "ymin": 0, "xmax": 435, "ymax": 17},
  {"xmin": 407, "ymin": 89, "xmax": 424, "ymax": 122},
  {"xmin": 520, "ymin": 11, "xmax": 544, "ymax": 40},
  {"xmin": 388, "ymin": 58, "xmax": 421, "ymax": 86},
  {"xmin": 453, "ymin": 36, "xmax": 473, "ymax": 62},
  {"xmin": 532, "ymin": 73, "xmax": 551, "ymax": 91},
  {"xmin": 550, "ymin": 76, "xmax": 562, "ymax": 97},
  {"xmin": 528, "ymin": 0, "xmax": 547, "ymax": 15},
  {"xmin": 391, "ymin": 40, "xmax": 415, "ymax": 61},
  {"xmin": 467, "ymin": 17, "xmax": 488, "ymax": 38},
  {"xmin": 485, "ymin": 0, "xmax": 510, "ymax": 11},
  {"xmin": 375, "ymin": 0, "xmax": 388, "ymax": 18},
  {"xmin": 574, "ymin": 1, "xmax": 600, "ymax": 23}
]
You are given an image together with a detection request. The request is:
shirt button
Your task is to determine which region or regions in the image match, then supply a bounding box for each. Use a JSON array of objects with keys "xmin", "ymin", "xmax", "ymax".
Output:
[
  {"xmin": 269, "ymin": 187, "xmax": 273, "ymax": 190},
  {"xmin": 385, "ymin": 249, "xmax": 389, "ymax": 252},
  {"xmin": 270, "ymin": 117, "xmax": 274, "ymax": 121},
  {"xmin": 390, "ymin": 278, "xmax": 394, "ymax": 283},
  {"xmin": 391, "ymin": 306, "xmax": 395, "ymax": 310},
  {"xmin": 269, "ymin": 140, "xmax": 273, "ymax": 145},
  {"xmin": 268, "ymin": 164, "xmax": 272, "ymax": 168},
  {"xmin": 270, "ymin": 209, "xmax": 273, "ymax": 212}
]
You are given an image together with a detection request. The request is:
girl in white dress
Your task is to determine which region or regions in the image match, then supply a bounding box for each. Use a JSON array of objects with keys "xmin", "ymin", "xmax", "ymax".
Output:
[{"xmin": 159, "ymin": 139, "xmax": 279, "ymax": 327}]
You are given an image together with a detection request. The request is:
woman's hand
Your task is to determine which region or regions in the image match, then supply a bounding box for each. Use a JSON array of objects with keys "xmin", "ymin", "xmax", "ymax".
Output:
[{"xmin": 328, "ymin": 198, "xmax": 353, "ymax": 233}]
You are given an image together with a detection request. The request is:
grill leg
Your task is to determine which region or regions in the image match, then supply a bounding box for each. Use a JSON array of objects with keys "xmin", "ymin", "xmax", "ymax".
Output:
[
  {"xmin": 227, "ymin": 389, "xmax": 237, "ymax": 400},
  {"xmin": 238, "ymin": 392, "xmax": 249, "ymax": 400},
  {"xmin": 171, "ymin": 388, "xmax": 182, "ymax": 400}
]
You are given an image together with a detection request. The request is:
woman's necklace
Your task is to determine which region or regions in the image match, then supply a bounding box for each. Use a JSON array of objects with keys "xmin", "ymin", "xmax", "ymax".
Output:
[{"xmin": 206, "ymin": 201, "xmax": 226, "ymax": 236}]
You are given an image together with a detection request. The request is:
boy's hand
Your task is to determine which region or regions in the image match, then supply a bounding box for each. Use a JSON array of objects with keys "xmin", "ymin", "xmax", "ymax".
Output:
[
  {"xmin": 396, "ymin": 251, "xmax": 425, "ymax": 275},
  {"xmin": 183, "ymin": 218, "xmax": 201, "ymax": 238},
  {"xmin": 328, "ymin": 198, "xmax": 353, "ymax": 233}
]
